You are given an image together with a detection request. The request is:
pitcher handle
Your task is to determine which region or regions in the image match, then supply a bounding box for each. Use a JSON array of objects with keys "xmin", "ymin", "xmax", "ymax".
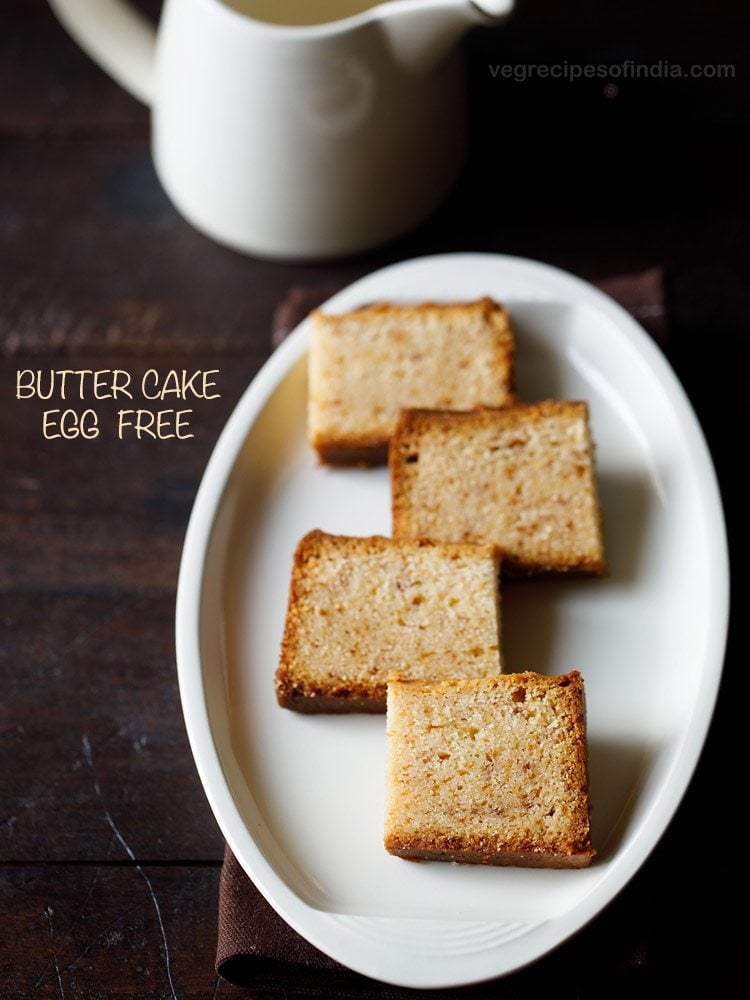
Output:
[{"xmin": 48, "ymin": 0, "xmax": 156, "ymax": 106}]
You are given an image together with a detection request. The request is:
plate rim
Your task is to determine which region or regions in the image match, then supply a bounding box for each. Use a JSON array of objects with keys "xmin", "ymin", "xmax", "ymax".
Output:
[{"xmin": 175, "ymin": 251, "xmax": 730, "ymax": 987}]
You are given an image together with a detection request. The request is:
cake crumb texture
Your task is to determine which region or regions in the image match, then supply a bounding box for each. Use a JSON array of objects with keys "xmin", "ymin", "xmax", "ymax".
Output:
[
  {"xmin": 308, "ymin": 298, "xmax": 515, "ymax": 465},
  {"xmin": 385, "ymin": 671, "xmax": 594, "ymax": 867},
  {"xmin": 276, "ymin": 530, "xmax": 502, "ymax": 712},
  {"xmin": 390, "ymin": 401, "xmax": 605, "ymax": 575}
]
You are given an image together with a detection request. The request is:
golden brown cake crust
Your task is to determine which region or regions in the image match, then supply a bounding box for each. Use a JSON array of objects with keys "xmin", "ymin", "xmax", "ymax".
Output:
[
  {"xmin": 383, "ymin": 842, "xmax": 594, "ymax": 869},
  {"xmin": 308, "ymin": 298, "xmax": 516, "ymax": 466},
  {"xmin": 276, "ymin": 530, "xmax": 502, "ymax": 713},
  {"xmin": 390, "ymin": 402, "xmax": 606, "ymax": 577},
  {"xmin": 384, "ymin": 671, "xmax": 595, "ymax": 868},
  {"xmin": 311, "ymin": 438, "xmax": 389, "ymax": 468},
  {"xmin": 275, "ymin": 685, "xmax": 386, "ymax": 713}
]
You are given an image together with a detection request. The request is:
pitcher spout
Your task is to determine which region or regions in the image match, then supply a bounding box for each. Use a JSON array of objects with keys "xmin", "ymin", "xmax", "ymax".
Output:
[{"xmin": 376, "ymin": 0, "xmax": 514, "ymax": 77}]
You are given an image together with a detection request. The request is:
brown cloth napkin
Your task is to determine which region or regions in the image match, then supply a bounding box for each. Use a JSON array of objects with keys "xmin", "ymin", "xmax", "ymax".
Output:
[
  {"xmin": 217, "ymin": 846, "xmax": 650, "ymax": 998},
  {"xmin": 217, "ymin": 266, "xmax": 667, "ymax": 996},
  {"xmin": 218, "ymin": 845, "xmax": 507, "ymax": 999}
]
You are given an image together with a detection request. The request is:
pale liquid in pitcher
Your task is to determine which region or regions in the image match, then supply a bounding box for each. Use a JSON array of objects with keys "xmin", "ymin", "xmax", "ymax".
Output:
[{"xmin": 219, "ymin": 0, "xmax": 380, "ymax": 25}]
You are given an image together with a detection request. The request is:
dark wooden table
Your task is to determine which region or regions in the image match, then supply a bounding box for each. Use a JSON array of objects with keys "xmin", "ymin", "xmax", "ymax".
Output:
[{"xmin": 1, "ymin": 1, "xmax": 746, "ymax": 996}]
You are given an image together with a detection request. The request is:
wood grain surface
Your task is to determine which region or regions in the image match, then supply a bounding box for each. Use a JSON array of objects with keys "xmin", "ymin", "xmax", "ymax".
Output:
[{"xmin": 1, "ymin": 0, "xmax": 746, "ymax": 995}]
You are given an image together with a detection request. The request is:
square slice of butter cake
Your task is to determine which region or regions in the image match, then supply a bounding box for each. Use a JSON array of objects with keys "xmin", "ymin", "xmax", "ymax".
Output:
[
  {"xmin": 275, "ymin": 530, "xmax": 502, "ymax": 712},
  {"xmin": 308, "ymin": 298, "xmax": 515, "ymax": 465},
  {"xmin": 385, "ymin": 671, "xmax": 594, "ymax": 868},
  {"xmin": 390, "ymin": 401, "xmax": 605, "ymax": 576}
]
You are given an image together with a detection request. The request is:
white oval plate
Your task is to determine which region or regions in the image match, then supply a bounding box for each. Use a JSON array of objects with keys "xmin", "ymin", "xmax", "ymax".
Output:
[{"xmin": 176, "ymin": 253, "xmax": 728, "ymax": 988}]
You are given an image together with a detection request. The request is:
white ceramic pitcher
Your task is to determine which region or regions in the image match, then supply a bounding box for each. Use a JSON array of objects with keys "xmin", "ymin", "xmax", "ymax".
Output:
[{"xmin": 48, "ymin": 0, "xmax": 513, "ymax": 259}]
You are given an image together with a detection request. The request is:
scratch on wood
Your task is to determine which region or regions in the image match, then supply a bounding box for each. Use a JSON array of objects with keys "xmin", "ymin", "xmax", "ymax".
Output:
[
  {"xmin": 35, "ymin": 875, "xmax": 124, "ymax": 991},
  {"xmin": 82, "ymin": 734, "xmax": 178, "ymax": 1000},
  {"xmin": 53, "ymin": 921, "xmax": 124, "ymax": 985},
  {"xmin": 44, "ymin": 906, "xmax": 65, "ymax": 1000}
]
